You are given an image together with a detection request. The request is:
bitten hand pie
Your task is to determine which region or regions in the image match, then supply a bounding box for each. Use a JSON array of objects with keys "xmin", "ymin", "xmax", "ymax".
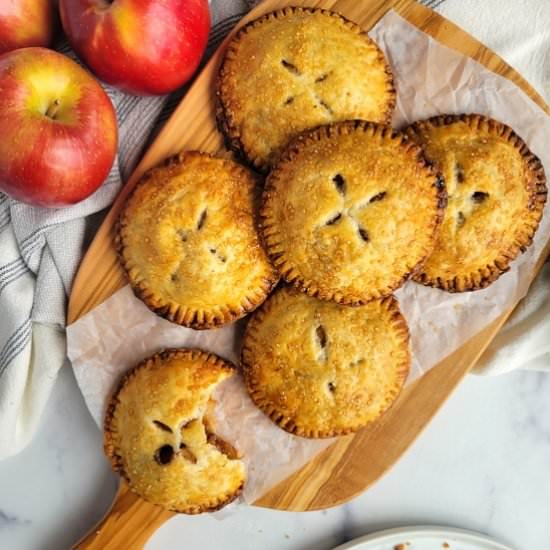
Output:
[
  {"xmin": 217, "ymin": 6, "xmax": 395, "ymax": 171},
  {"xmin": 104, "ymin": 349, "xmax": 245, "ymax": 513},
  {"xmin": 406, "ymin": 114, "xmax": 547, "ymax": 291}
]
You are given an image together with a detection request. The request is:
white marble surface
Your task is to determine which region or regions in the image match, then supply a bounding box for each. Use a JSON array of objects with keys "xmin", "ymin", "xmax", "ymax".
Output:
[{"xmin": 1, "ymin": 364, "xmax": 549, "ymax": 550}]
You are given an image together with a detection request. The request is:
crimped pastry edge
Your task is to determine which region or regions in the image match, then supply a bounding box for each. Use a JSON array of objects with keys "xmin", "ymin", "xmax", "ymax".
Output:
[
  {"xmin": 406, "ymin": 113, "xmax": 548, "ymax": 292},
  {"xmin": 260, "ymin": 120, "xmax": 447, "ymax": 305},
  {"xmin": 216, "ymin": 6, "xmax": 396, "ymax": 173},
  {"xmin": 104, "ymin": 348, "xmax": 244, "ymax": 514},
  {"xmin": 115, "ymin": 151, "xmax": 279, "ymax": 329},
  {"xmin": 241, "ymin": 287, "xmax": 411, "ymax": 438}
]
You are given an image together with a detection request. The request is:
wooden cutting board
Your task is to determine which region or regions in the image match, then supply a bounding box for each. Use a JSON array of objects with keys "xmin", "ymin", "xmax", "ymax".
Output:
[{"xmin": 68, "ymin": 0, "xmax": 550, "ymax": 548}]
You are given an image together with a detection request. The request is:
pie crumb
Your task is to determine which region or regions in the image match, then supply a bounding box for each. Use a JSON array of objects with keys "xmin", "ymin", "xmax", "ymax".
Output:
[{"xmin": 443, "ymin": 544, "xmax": 450, "ymax": 548}]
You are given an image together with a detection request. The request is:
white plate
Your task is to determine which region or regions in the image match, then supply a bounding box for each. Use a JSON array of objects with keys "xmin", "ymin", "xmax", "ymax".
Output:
[{"xmin": 332, "ymin": 526, "xmax": 514, "ymax": 550}]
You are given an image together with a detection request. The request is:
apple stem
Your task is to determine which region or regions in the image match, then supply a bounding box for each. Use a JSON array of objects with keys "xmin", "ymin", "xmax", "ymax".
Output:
[{"xmin": 45, "ymin": 99, "xmax": 61, "ymax": 120}]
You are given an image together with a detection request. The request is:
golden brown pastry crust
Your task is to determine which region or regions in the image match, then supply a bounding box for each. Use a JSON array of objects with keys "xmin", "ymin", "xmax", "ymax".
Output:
[
  {"xmin": 217, "ymin": 6, "xmax": 395, "ymax": 172},
  {"xmin": 104, "ymin": 348, "xmax": 246, "ymax": 514},
  {"xmin": 261, "ymin": 120, "xmax": 446, "ymax": 305},
  {"xmin": 406, "ymin": 114, "xmax": 547, "ymax": 291},
  {"xmin": 116, "ymin": 151, "xmax": 278, "ymax": 329},
  {"xmin": 241, "ymin": 287, "xmax": 410, "ymax": 438}
]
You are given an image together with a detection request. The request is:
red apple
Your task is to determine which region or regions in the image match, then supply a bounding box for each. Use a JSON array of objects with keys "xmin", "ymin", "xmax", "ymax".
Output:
[
  {"xmin": 59, "ymin": 0, "xmax": 210, "ymax": 95},
  {"xmin": 0, "ymin": 47, "xmax": 117, "ymax": 207},
  {"xmin": 0, "ymin": 0, "xmax": 56, "ymax": 54}
]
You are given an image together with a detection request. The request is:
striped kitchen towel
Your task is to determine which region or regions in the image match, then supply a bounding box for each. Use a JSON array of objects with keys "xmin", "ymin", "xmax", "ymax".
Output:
[
  {"xmin": 1, "ymin": 0, "xmax": 550, "ymax": 459},
  {"xmin": 0, "ymin": 0, "xmax": 253, "ymax": 459}
]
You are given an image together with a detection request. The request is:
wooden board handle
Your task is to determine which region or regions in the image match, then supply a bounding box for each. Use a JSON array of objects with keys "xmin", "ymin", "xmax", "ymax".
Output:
[{"xmin": 73, "ymin": 482, "xmax": 174, "ymax": 550}]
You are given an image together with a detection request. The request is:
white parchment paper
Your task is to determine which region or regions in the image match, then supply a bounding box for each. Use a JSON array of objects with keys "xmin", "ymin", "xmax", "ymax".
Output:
[{"xmin": 67, "ymin": 11, "xmax": 550, "ymax": 506}]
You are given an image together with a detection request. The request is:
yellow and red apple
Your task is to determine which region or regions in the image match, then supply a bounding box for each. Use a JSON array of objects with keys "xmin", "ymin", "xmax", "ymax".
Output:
[
  {"xmin": 0, "ymin": 48, "xmax": 117, "ymax": 207},
  {"xmin": 0, "ymin": 0, "xmax": 56, "ymax": 54},
  {"xmin": 60, "ymin": 0, "xmax": 210, "ymax": 95}
]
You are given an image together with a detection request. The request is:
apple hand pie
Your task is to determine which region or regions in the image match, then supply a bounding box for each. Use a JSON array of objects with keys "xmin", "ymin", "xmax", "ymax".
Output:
[
  {"xmin": 406, "ymin": 114, "xmax": 547, "ymax": 291},
  {"xmin": 242, "ymin": 286, "xmax": 410, "ymax": 438},
  {"xmin": 116, "ymin": 151, "xmax": 278, "ymax": 329},
  {"xmin": 104, "ymin": 348, "xmax": 245, "ymax": 513},
  {"xmin": 261, "ymin": 120, "xmax": 446, "ymax": 305},
  {"xmin": 217, "ymin": 6, "xmax": 395, "ymax": 172}
]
